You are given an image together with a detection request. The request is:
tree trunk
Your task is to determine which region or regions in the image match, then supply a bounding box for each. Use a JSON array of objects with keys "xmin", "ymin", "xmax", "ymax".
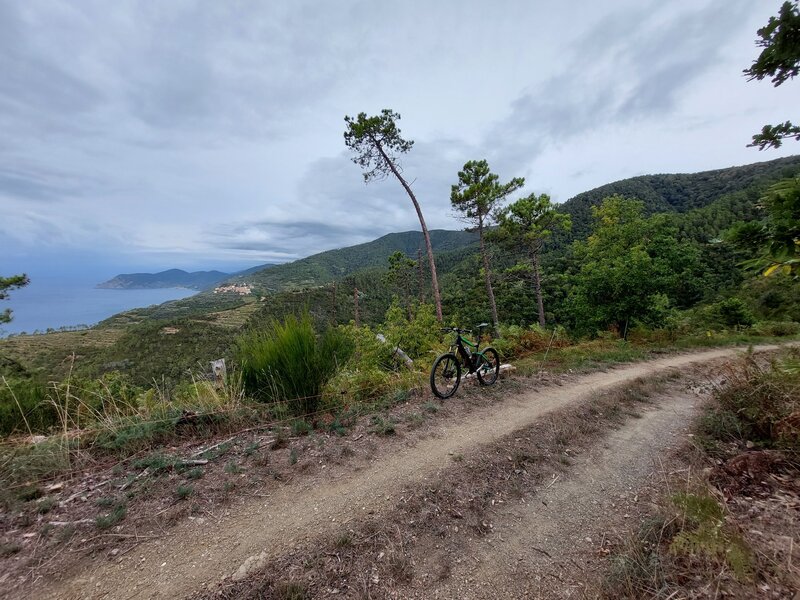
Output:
[
  {"xmin": 417, "ymin": 248, "xmax": 425, "ymax": 304},
  {"xmin": 354, "ymin": 287, "xmax": 360, "ymax": 327},
  {"xmin": 375, "ymin": 143, "xmax": 443, "ymax": 321},
  {"xmin": 331, "ymin": 281, "xmax": 337, "ymax": 326},
  {"xmin": 532, "ymin": 250, "xmax": 546, "ymax": 328},
  {"xmin": 478, "ymin": 219, "xmax": 500, "ymax": 337}
]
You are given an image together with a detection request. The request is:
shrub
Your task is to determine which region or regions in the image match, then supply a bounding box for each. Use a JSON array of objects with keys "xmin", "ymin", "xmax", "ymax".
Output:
[
  {"xmin": 670, "ymin": 491, "xmax": 753, "ymax": 580},
  {"xmin": 492, "ymin": 324, "xmax": 568, "ymax": 359},
  {"xmin": 96, "ymin": 502, "xmax": 127, "ymax": 530},
  {"xmin": 0, "ymin": 376, "xmax": 53, "ymax": 436},
  {"xmin": 751, "ymin": 320, "xmax": 800, "ymax": 337},
  {"xmin": 382, "ymin": 300, "xmax": 441, "ymax": 360},
  {"xmin": 236, "ymin": 313, "xmax": 353, "ymax": 416},
  {"xmin": 710, "ymin": 298, "xmax": 756, "ymax": 329},
  {"xmin": 700, "ymin": 351, "xmax": 800, "ymax": 454}
]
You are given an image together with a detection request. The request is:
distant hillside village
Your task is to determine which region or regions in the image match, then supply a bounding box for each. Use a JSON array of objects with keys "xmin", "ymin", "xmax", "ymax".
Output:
[{"xmin": 213, "ymin": 283, "xmax": 252, "ymax": 295}]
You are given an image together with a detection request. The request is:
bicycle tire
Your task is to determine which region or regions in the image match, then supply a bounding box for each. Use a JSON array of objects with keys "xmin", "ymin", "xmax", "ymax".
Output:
[
  {"xmin": 476, "ymin": 347, "xmax": 500, "ymax": 386},
  {"xmin": 430, "ymin": 353, "xmax": 461, "ymax": 399}
]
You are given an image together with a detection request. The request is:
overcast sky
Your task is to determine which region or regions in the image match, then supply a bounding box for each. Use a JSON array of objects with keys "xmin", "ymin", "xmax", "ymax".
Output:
[{"xmin": 2, "ymin": 0, "xmax": 799, "ymax": 278}]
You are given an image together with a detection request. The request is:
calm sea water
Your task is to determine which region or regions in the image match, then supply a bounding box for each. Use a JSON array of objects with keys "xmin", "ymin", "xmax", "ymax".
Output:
[{"xmin": 1, "ymin": 279, "xmax": 197, "ymax": 337}]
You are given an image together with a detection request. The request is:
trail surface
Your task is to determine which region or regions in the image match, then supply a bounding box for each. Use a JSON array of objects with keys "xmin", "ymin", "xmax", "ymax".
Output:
[
  {"xmin": 416, "ymin": 386, "xmax": 699, "ymax": 598},
  {"xmin": 29, "ymin": 345, "xmax": 778, "ymax": 600}
]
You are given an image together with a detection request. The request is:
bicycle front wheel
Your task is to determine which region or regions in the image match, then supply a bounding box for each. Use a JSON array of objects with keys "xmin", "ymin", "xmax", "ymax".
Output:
[
  {"xmin": 476, "ymin": 347, "xmax": 500, "ymax": 386},
  {"xmin": 430, "ymin": 353, "xmax": 461, "ymax": 399}
]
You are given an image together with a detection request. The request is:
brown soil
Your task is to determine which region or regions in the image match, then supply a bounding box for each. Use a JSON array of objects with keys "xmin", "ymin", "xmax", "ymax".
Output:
[{"xmin": 5, "ymin": 345, "xmax": 787, "ymax": 599}]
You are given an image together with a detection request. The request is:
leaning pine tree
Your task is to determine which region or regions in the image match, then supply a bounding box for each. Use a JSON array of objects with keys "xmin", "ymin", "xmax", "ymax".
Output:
[
  {"xmin": 450, "ymin": 159, "xmax": 523, "ymax": 337},
  {"xmin": 344, "ymin": 110, "xmax": 444, "ymax": 321}
]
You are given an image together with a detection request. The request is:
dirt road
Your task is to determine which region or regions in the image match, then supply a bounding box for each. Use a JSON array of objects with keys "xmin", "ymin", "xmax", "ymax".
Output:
[{"xmin": 28, "ymin": 345, "xmax": 776, "ymax": 600}]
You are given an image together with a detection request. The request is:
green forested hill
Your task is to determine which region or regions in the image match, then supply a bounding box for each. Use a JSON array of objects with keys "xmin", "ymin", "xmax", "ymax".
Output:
[
  {"xmin": 232, "ymin": 229, "xmax": 478, "ymax": 292},
  {"xmin": 560, "ymin": 155, "xmax": 800, "ymax": 239}
]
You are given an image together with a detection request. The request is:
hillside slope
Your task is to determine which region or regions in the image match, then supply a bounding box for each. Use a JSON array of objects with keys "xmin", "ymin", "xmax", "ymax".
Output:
[
  {"xmin": 560, "ymin": 155, "xmax": 800, "ymax": 238},
  {"xmin": 231, "ymin": 229, "xmax": 478, "ymax": 292},
  {"xmin": 97, "ymin": 269, "xmax": 229, "ymax": 290}
]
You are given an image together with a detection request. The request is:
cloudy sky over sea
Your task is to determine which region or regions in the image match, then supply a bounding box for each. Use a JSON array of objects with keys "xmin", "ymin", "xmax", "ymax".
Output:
[{"xmin": 2, "ymin": 0, "xmax": 799, "ymax": 277}]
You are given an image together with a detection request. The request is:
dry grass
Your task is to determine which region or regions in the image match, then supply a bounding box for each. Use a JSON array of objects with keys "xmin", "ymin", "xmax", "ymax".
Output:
[
  {"xmin": 198, "ymin": 374, "xmax": 677, "ymax": 599},
  {"xmin": 598, "ymin": 350, "xmax": 800, "ymax": 599}
]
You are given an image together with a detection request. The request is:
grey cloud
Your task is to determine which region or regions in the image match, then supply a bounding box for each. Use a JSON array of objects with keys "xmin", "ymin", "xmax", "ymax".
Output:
[
  {"xmin": 0, "ymin": 161, "xmax": 107, "ymax": 202},
  {"xmin": 208, "ymin": 135, "xmax": 477, "ymax": 260},
  {"xmin": 211, "ymin": 219, "xmax": 382, "ymax": 256},
  {"xmin": 0, "ymin": 3, "xmax": 101, "ymax": 119},
  {"xmin": 486, "ymin": 0, "xmax": 751, "ymax": 173}
]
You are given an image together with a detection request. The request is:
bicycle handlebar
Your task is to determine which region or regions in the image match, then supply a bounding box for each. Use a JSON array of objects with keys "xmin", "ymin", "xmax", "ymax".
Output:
[{"xmin": 440, "ymin": 327, "xmax": 472, "ymax": 334}]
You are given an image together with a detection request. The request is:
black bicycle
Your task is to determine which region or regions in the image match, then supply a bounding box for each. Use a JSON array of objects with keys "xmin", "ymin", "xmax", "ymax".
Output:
[{"xmin": 430, "ymin": 323, "xmax": 500, "ymax": 399}]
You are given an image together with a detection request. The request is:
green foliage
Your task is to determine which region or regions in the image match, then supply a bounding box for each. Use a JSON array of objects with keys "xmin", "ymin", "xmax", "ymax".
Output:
[
  {"xmin": 450, "ymin": 159, "xmax": 524, "ymax": 227},
  {"xmin": 0, "ymin": 438, "xmax": 71, "ymax": 496},
  {"xmin": 494, "ymin": 192, "xmax": 572, "ymax": 252},
  {"xmin": 0, "ymin": 273, "xmax": 29, "ymax": 325},
  {"xmin": 566, "ymin": 196, "xmax": 701, "ymax": 336},
  {"xmin": 744, "ymin": 1, "xmax": 800, "ymax": 149},
  {"xmin": 558, "ymin": 155, "xmax": 800, "ymax": 240},
  {"xmin": 760, "ymin": 178, "xmax": 800, "ymax": 274},
  {"xmin": 382, "ymin": 300, "xmax": 440, "ymax": 360},
  {"xmin": 369, "ymin": 414, "xmax": 396, "ymax": 436},
  {"xmin": 236, "ymin": 313, "xmax": 353, "ymax": 416},
  {"xmin": 186, "ymin": 467, "xmax": 204, "ymax": 480},
  {"xmin": 0, "ymin": 375, "xmax": 52, "ymax": 435},
  {"xmin": 709, "ymin": 298, "xmax": 756, "ymax": 329},
  {"xmin": 344, "ymin": 109, "xmax": 414, "ymax": 183},
  {"xmin": 750, "ymin": 121, "xmax": 800, "ymax": 150},
  {"xmin": 728, "ymin": 178, "xmax": 800, "ymax": 276},
  {"xmin": 95, "ymin": 502, "xmax": 127, "ymax": 530},
  {"xmin": 493, "ymin": 192, "xmax": 571, "ymax": 327},
  {"xmin": 175, "ymin": 484, "xmax": 194, "ymax": 500},
  {"xmin": 95, "ymin": 418, "xmax": 177, "ymax": 454},
  {"xmin": 132, "ymin": 452, "xmax": 180, "ymax": 473},
  {"xmin": 235, "ymin": 230, "xmax": 476, "ymax": 296},
  {"xmin": 752, "ymin": 320, "xmax": 800, "ymax": 336},
  {"xmin": 745, "ymin": 1, "xmax": 800, "ymax": 86},
  {"xmin": 384, "ymin": 251, "xmax": 417, "ymax": 316},
  {"xmin": 450, "ymin": 159, "xmax": 523, "ymax": 331},
  {"xmin": 491, "ymin": 324, "xmax": 568, "ymax": 359},
  {"xmin": 670, "ymin": 491, "xmax": 753, "ymax": 580}
]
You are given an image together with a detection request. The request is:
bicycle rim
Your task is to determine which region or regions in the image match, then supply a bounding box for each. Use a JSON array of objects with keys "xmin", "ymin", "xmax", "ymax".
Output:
[
  {"xmin": 476, "ymin": 348, "xmax": 500, "ymax": 386},
  {"xmin": 431, "ymin": 354, "xmax": 460, "ymax": 399}
]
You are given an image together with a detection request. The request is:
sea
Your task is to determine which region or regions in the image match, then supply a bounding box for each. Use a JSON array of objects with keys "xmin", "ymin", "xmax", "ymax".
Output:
[{"xmin": 1, "ymin": 278, "xmax": 197, "ymax": 337}]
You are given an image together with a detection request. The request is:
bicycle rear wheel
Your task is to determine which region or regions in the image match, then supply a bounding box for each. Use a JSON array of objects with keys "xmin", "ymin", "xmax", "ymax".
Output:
[
  {"xmin": 430, "ymin": 353, "xmax": 461, "ymax": 399},
  {"xmin": 476, "ymin": 347, "xmax": 500, "ymax": 386}
]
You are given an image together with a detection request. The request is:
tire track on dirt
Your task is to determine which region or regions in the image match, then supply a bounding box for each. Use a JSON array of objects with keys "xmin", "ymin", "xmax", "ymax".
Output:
[{"xmin": 29, "ymin": 345, "xmax": 781, "ymax": 600}]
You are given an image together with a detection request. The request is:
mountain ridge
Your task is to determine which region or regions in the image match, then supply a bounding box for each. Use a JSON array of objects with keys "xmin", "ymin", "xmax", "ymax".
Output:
[{"xmin": 97, "ymin": 269, "xmax": 230, "ymax": 291}]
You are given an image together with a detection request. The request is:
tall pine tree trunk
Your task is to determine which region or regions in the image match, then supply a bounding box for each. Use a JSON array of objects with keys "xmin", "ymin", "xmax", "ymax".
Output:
[
  {"xmin": 377, "ymin": 145, "xmax": 443, "ymax": 321},
  {"xmin": 532, "ymin": 250, "xmax": 545, "ymax": 328},
  {"xmin": 478, "ymin": 220, "xmax": 500, "ymax": 337}
]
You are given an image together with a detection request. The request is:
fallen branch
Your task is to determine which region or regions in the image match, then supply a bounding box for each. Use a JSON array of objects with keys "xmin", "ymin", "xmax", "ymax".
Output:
[
  {"xmin": 120, "ymin": 468, "xmax": 150, "ymax": 491},
  {"xmin": 47, "ymin": 519, "xmax": 94, "ymax": 526},
  {"xmin": 190, "ymin": 436, "xmax": 238, "ymax": 458}
]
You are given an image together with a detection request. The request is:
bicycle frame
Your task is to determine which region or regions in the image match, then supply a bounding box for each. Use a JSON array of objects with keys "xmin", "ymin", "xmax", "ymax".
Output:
[{"xmin": 449, "ymin": 329, "xmax": 488, "ymax": 374}]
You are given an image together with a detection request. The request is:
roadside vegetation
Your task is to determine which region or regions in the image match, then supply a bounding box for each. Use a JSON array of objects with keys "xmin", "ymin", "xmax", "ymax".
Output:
[
  {"xmin": 2, "ymin": 178, "xmax": 799, "ymax": 503},
  {"xmin": 601, "ymin": 347, "xmax": 800, "ymax": 598}
]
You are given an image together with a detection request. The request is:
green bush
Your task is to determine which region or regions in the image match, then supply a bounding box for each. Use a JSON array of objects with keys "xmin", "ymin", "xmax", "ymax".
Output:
[
  {"xmin": 0, "ymin": 376, "xmax": 53, "ymax": 436},
  {"xmin": 236, "ymin": 313, "xmax": 353, "ymax": 416},
  {"xmin": 751, "ymin": 320, "xmax": 800, "ymax": 337},
  {"xmin": 710, "ymin": 298, "xmax": 756, "ymax": 329},
  {"xmin": 492, "ymin": 324, "xmax": 568, "ymax": 359},
  {"xmin": 382, "ymin": 300, "xmax": 440, "ymax": 360}
]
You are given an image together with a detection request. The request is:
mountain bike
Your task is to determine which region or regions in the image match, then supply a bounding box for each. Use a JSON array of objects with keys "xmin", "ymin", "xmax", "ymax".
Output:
[{"xmin": 430, "ymin": 323, "xmax": 500, "ymax": 399}]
